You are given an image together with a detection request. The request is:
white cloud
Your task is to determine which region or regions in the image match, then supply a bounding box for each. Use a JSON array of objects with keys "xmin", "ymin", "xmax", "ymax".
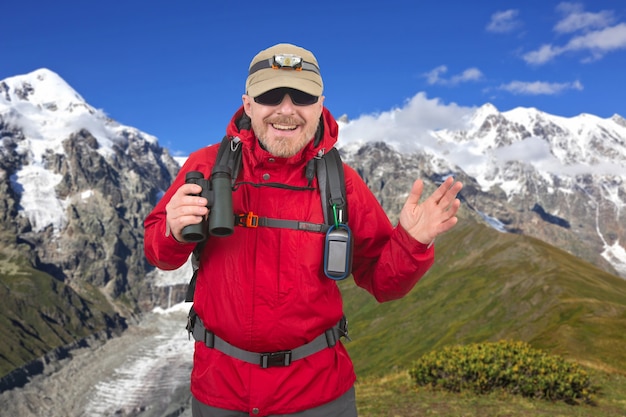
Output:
[
  {"xmin": 554, "ymin": 2, "xmax": 615, "ymax": 34},
  {"xmin": 486, "ymin": 9, "xmax": 522, "ymax": 33},
  {"xmin": 522, "ymin": 44, "xmax": 560, "ymax": 65},
  {"xmin": 424, "ymin": 65, "xmax": 484, "ymax": 86},
  {"xmin": 498, "ymin": 80, "xmax": 583, "ymax": 95},
  {"xmin": 453, "ymin": 68, "xmax": 484, "ymax": 84},
  {"xmin": 494, "ymin": 136, "xmax": 554, "ymax": 166},
  {"xmin": 494, "ymin": 136, "xmax": 625, "ymax": 176},
  {"xmin": 338, "ymin": 92, "xmax": 626, "ymax": 178},
  {"xmin": 566, "ymin": 23, "xmax": 626, "ymax": 60},
  {"xmin": 424, "ymin": 65, "xmax": 448, "ymax": 85},
  {"xmin": 523, "ymin": 4, "xmax": 626, "ymax": 64},
  {"xmin": 339, "ymin": 92, "xmax": 475, "ymax": 152}
]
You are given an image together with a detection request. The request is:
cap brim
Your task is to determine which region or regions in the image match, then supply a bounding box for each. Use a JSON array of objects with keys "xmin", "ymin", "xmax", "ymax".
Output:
[{"xmin": 247, "ymin": 70, "xmax": 323, "ymax": 97}]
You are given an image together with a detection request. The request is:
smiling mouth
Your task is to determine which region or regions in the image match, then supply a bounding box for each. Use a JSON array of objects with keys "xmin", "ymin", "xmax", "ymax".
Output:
[{"xmin": 271, "ymin": 123, "xmax": 298, "ymax": 131}]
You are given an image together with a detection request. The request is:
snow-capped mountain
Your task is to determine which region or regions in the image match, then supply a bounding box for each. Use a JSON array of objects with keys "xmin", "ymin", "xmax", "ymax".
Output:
[
  {"xmin": 337, "ymin": 102, "xmax": 626, "ymax": 278},
  {"xmin": 439, "ymin": 103, "xmax": 626, "ymax": 277},
  {"xmin": 2, "ymin": 69, "xmax": 159, "ymax": 232},
  {"xmin": 0, "ymin": 68, "xmax": 181, "ymax": 311}
]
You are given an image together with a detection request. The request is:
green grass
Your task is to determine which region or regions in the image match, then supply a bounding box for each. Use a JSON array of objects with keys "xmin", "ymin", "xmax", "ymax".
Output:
[
  {"xmin": 355, "ymin": 368, "xmax": 626, "ymax": 417},
  {"xmin": 0, "ymin": 251, "xmax": 121, "ymax": 377},
  {"xmin": 340, "ymin": 220, "xmax": 626, "ymax": 378}
]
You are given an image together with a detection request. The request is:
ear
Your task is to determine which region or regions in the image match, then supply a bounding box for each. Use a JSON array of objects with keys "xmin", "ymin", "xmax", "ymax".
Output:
[
  {"xmin": 242, "ymin": 94, "xmax": 253, "ymax": 117},
  {"xmin": 317, "ymin": 95, "xmax": 325, "ymax": 115}
]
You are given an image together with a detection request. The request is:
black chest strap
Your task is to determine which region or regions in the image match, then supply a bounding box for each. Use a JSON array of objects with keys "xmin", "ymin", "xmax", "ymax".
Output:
[{"xmin": 235, "ymin": 212, "xmax": 330, "ymax": 233}]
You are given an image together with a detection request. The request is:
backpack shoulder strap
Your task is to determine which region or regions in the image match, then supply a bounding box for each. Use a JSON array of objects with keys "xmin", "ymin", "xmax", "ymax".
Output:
[
  {"xmin": 214, "ymin": 136, "xmax": 242, "ymax": 187},
  {"xmin": 185, "ymin": 136, "xmax": 240, "ymax": 303},
  {"xmin": 317, "ymin": 147, "xmax": 348, "ymax": 226}
]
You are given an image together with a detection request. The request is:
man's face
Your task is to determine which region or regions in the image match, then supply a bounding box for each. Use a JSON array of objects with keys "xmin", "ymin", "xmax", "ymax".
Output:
[{"xmin": 242, "ymin": 89, "xmax": 325, "ymax": 158}]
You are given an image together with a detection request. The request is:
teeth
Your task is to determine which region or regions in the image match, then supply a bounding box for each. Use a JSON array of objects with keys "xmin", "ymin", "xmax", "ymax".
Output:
[{"xmin": 272, "ymin": 124, "xmax": 297, "ymax": 131}]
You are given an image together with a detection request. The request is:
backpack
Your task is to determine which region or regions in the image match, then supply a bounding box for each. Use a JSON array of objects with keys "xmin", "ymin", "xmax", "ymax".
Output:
[{"xmin": 184, "ymin": 134, "xmax": 350, "ymax": 304}]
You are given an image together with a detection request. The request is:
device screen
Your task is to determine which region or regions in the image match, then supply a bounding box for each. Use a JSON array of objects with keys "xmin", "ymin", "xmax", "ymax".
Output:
[{"xmin": 327, "ymin": 240, "xmax": 347, "ymax": 274}]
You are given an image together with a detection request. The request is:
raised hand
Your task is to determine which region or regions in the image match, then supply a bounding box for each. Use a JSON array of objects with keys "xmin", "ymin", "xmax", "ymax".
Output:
[{"xmin": 398, "ymin": 176, "xmax": 463, "ymax": 245}]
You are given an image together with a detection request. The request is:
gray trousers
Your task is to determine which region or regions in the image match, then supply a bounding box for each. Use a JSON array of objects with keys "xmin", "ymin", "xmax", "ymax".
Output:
[{"xmin": 191, "ymin": 386, "xmax": 357, "ymax": 417}]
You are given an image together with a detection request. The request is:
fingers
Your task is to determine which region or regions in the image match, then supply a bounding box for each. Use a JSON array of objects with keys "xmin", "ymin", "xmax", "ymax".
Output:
[
  {"xmin": 166, "ymin": 184, "xmax": 209, "ymax": 240},
  {"xmin": 436, "ymin": 183, "xmax": 462, "ymax": 233},
  {"xmin": 437, "ymin": 214, "xmax": 459, "ymax": 235},
  {"xmin": 432, "ymin": 176, "xmax": 461, "ymax": 204},
  {"xmin": 400, "ymin": 176, "xmax": 463, "ymax": 244},
  {"xmin": 432, "ymin": 178, "xmax": 463, "ymax": 214},
  {"xmin": 403, "ymin": 179, "xmax": 425, "ymax": 211}
]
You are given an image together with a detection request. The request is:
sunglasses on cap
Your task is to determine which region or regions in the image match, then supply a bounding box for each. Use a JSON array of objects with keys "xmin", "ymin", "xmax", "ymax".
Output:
[{"xmin": 253, "ymin": 87, "xmax": 319, "ymax": 107}]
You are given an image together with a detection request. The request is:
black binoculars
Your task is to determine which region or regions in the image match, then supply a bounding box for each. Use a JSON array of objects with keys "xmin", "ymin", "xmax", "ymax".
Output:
[{"xmin": 181, "ymin": 168, "xmax": 234, "ymax": 242}]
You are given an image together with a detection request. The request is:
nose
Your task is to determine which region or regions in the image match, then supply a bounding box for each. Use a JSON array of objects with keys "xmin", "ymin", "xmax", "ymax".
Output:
[{"xmin": 276, "ymin": 94, "xmax": 296, "ymax": 112}]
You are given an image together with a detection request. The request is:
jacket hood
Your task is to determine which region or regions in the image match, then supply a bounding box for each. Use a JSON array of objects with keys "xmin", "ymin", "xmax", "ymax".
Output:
[{"xmin": 225, "ymin": 106, "xmax": 339, "ymax": 161}]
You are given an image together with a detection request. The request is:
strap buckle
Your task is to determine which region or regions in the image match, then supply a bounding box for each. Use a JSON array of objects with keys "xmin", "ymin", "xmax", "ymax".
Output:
[
  {"xmin": 236, "ymin": 212, "xmax": 259, "ymax": 228},
  {"xmin": 186, "ymin": 307, "xmax": 197, "ymax": 340},
  {"xmin": 260, "ymin": 350, "xmax": 292, "ymax": 368},
  {"xmin": 339, "ymin": 315, "xmax": 351, "ymax": 342}
]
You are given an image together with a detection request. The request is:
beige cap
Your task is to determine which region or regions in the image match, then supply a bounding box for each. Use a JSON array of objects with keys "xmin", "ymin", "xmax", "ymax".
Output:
[{"xmin": 246, "ymin": 43, "xmax": 323, "ymax": 98}]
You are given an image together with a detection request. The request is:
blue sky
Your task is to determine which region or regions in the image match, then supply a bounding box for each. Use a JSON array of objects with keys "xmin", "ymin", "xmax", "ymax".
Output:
[{"xmin": 2, "ymin": 0, "xmax": 626, "ymax": 156}]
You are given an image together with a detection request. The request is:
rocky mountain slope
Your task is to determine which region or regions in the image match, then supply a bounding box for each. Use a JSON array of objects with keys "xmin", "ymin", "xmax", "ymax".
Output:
[
  {"xmin": 0, "ymin": 69, "xmax": 180, "ymax": 379},
  {"xmin": 436, "ymin": 104, "xmax": 626, "ymax": 278},
  {"xmin": 338, "ymin": 104, "xmax": 626, "ymax": 279},
  {"xmin": 1, "ymin": 68, "xmax": 181, "ymax": 301}
]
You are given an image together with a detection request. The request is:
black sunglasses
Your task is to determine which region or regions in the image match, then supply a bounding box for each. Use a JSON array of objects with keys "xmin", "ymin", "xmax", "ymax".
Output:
[{"xmin": 253, "ymin": 87, "xmax": 319, "ymax": 106}]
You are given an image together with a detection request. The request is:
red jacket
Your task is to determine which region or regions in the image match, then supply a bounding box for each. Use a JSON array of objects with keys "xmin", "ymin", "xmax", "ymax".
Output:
[{"xmin": 144, "ymin": 107, "xmax": 434, "ymax": 415}]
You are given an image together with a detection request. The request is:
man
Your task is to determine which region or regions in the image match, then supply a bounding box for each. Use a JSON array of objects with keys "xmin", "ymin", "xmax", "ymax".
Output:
[{"xmin": 144, "ymin": 43, "xmax": 463, "ymax": 417}]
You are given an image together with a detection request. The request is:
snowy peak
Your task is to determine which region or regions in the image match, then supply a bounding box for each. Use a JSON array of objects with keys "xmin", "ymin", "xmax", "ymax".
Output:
[
  {"xmin": 469, "ymin": 103, "xmax": 500, "ymax": 126},
  {"xmin": 0, "ymin": 69, "xmax": 158, "ymax": 163},
  {"xmin": 500, "ymin": 107, "xmax": 626, "ymax": 168},
  {"xmin": 443, "ymin": 104, "xmax": 626, "ymax": 173},
  {"xmin": 0, "ymin": 68, "xmax": 91, "ymax": 114},
  {"xmin": 425, "ymin": 103, "xmax": 626, "ymax": 276},
  {"xmin": 0, "ymin": 69, "xmax": 170, "ymax": 236},
  {"xmin": 612, "ymin": 114, "xmax": 626, "ymax": 128}
]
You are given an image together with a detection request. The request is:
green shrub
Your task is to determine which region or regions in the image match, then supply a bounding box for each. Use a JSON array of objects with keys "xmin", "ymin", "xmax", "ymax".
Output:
[{"xmin": 409, "ymin": 340, "xmax": 596, "ymax": 405}]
